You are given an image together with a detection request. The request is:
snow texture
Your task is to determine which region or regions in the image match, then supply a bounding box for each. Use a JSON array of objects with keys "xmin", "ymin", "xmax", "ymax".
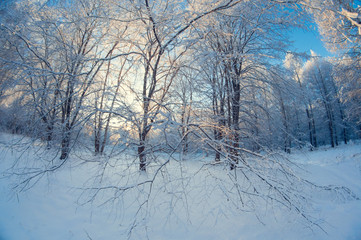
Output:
[{"xmin": 0, "ymin": 134, "xmax": 360, "ymax": 240}]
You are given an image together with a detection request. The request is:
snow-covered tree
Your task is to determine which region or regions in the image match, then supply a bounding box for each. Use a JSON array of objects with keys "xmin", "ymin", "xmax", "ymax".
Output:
[
  {"xmin": 301, "ymin": 53, "xmax": 348, "ymax": 147},
  {"xmin": 192, "ymin": 0, "xmax": 297, "ymax": 163}
]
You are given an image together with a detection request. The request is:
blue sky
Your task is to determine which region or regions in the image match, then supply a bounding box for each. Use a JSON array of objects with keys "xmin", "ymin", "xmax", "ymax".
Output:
[{"xmin": 289, "ymin": 27, "xmax": 332, "ymax": 57}]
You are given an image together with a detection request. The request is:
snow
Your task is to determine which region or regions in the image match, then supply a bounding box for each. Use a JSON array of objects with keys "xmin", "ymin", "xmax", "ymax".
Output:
[{"xmin": 0, "ymin": 135, "xmax": 361, "ymax": 240}]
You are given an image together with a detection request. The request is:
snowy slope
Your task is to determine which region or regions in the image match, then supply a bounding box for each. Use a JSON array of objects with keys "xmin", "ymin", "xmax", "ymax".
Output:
[{"xmin": 0, "ymin": 136, "xmax": 360, "ymax": 240}]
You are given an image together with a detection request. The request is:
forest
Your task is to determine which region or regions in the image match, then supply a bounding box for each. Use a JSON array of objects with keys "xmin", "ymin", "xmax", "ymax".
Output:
[{"xmin": 0, "ymin": 0, "xmax": 361, "ymax": 239}]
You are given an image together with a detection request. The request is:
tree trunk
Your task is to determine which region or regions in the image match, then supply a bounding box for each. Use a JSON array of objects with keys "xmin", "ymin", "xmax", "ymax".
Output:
[
  {"xmin": 339, "ymin": 109, "xmax": 348, "ymax": 145},
  {"xmin": 60, "ymin": 124, "xmax": 71, "ymax": 160},
  {"xmin": 138, "ymin": 139, "xmax": 146, "ymax": 171},
  {"xmin": 230, "ymin": 78, "xmax": 240, "ymax": 170},
  {"xmin": 325, "ymin": 105, "xmax": 335, "ymax": 148},
  {"xmin": 309, "ymin": 103, "xmax": 318, "ymax": 149},
  {"xmin": 94, "ymin": 132, "xmax": 100, "ymax": 154},
  {"xmin": 60, "ymin": 77, "xmax": 74, "ymax": 160},
  {"xmin": 280, "ymin": 94, "xmax": 291, "ymax": 154},
  {"xmin": 46, "ymin": 124, "xmax": 53, "ymax": 149},
  {"xmin": 181, "ymin": 99, "xmax": 188, "ymax": 154}
]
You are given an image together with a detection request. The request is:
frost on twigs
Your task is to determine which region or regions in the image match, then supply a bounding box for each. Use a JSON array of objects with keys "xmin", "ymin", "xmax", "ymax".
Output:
[
  {"xmin": 1, "ymin": 133, "xmax": 360, "ymax": 238},
  {"xmin": 75, "ymin": 145, "xmax": 329, "ymax": 237},
  {"xmin": 0, "ymin": 134, "xmax": 60, "ymax": 192}
]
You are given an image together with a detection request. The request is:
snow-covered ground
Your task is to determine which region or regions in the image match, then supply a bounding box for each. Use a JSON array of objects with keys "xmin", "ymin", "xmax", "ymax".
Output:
[{"xmin": 0, "ymin": 134, "xmax": 360, "ymax": 240}]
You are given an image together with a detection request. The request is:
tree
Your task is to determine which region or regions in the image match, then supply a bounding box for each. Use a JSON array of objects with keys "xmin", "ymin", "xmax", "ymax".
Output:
[
  {"xmin": 92, "ymin": 43, "xmax": 133, "ymax": 155},
  {"xmin": 301, "ymin": 0, "xmax": 361, "ymax": 52},
  {"xmin": 306, "ymin": 1, "xmax": 361, "ymax": 140},
  {"xmin": 193, "ymin": 0, "xmax": 296, "ymax": 166},
  {"xmin": 1, "ymin": 0, "xmax": 124, "ymax": 158},
  {"xmin": 301, "ymin": 54, "xmax": 346, "ymax": 147},
  {"xmin": 117, "ymin": 0, "xmax": 244, "ymax": 171},
  {"xmin": 284, "ymin": 52, "xmax": 318, "ymax": 149},
  {"xmin": 3, "ymin": 1, "xmax": 359, "ymax": 237},
  {"xmin": 0, "ymin": 0, "xmax": 26, "ymax": 119},
  {"xmin": 333, "ymin": 56, "xmax": 361, "ymax": 138},
  {"xmin": 170, "ymin": 66, "xmax": 197, "ymax": 155}
]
